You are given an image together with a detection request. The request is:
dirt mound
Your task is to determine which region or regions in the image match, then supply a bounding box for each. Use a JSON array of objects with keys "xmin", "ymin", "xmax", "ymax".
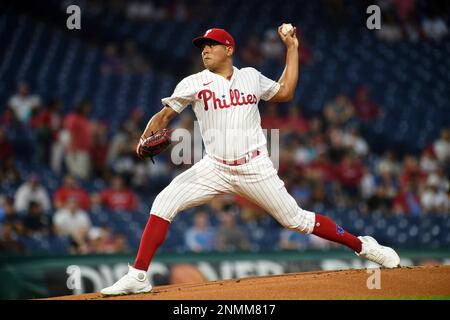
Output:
[{"xmin": 46, "ymin": 265, "xmax": 450, "ymax": 300}]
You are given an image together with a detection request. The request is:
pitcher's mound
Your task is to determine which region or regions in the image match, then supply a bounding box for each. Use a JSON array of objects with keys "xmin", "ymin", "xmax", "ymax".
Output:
[{"xmin": 46, "ymin": 265, "xmax": 450, "ymax": 300}]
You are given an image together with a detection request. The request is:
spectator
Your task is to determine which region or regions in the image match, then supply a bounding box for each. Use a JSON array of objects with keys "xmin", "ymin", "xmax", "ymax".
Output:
[
  {"xmin": 327, "ymin": 126, "xmax": 347, "ymax": 163},
  {"xmin": 367, "ymin": 184, "xmax": 394, "ymax": 213},
  {"xmin": 422, "ymin": 11, "xmax": 449, "ymax": 41},
  {"xmin": 91, "ymin": 121, "xmax": 110, "ymax": 179},
  {"xmin": 324, "ymin": 0, "xmax": 347, "ymax": 24},
  {"xmin": 184, "ymin": 211, "xmax": 216, "ymax": 252},
  {"xmin": 101, "ymin": 43, "xmax": 124, "ymax": 74},
  {"xmin": 306, "ymin": 116, "xmax": 324, "ymax": 138},
  {"xmin": 293, "ymin": 137, "xmax": 316, "ymax": 166},
  {"xmin": 279, "ymin": 229, "xmax": 309, "ymax": 250},
  {"xmin": 402, "ymin": 14, "xmax": 421, "ymax": 42},
  {"xmin": 0, "ymin": 127, "xmax": 14, "ymax": 159},
  {"xmin": 14, "ymin": 173, "xmax": 51, "ymax": 213},
  {"xmin": 419, "ymin": 148, "xmax": 439, "ymax": 174},
  {"xmin": 0, "ymin": 224, "xmax": 25, "ymax": 254},
  {"xmin": 31, "ymin": 98, "xmax": 63, "ymax": 165},
  {"xmin": 111, "ymin": 129, "xmax": 143, "ymax": 187},
  {"xmin": 291, "ymin": 176, "xmax": 312, "ymax": 207},
  {"xmin": 261, "ymin": 102, "xmax": 283, "ymax": 130},
  {"xmin": 53, "ymin": 197, "xmax": 92, "ymax": 252},
  {"xmin": 0, "ymin": 197, "xmax": 24, "ymax": 236},
  {"xmin": 420, "ymin": 175, "xmax": 450, "ymax": 214},
  {"xmin": 8, "ymin": 82, "xmax": 41, "ymax": 125},
  {"xmin": 216, "ymin": 210, "xmax": 250, "ymax": 252},
  {"xmin": 309, "ymin": 234, "xmax": 338, "ymax": 250},
  {"xmin": 123, "ymin": 40, "xmax": 150, "ymax": 74},
  {"xmin": 306, "ymin": 152, "xmax": 335, "ymax": 184},
  {"xmin": 239, "ymin": 34, "xmax": 265, "ymax": 68},
  {"xmin": 392, "ymin": 0, "xmax": 417, "ymax": 23},
  {"xmin": 433, "ymin": 128, "xmax": 450, "ymax": 165},
  {"xmin": 297, "ymin": 28, "xmax": 314, "ymax": 66},
  {"xmin": 53, "ymin": 175, "xmax": 90, "ymax": 210},
  {"xmin": 376, "ymin": 150, "xmax": 401, "ymax": 176},
  {"xmin": 261, "ymin": 29, "xmax": 284, "ymax": 62},
  {"xmin": 84, "ymin": 227, "xmax": 105, "ymax": 254},
  {"xmin": 115, "ymin": 233, "xmax": 131, "ymax": 253},
  {"xmin": 377, "ymin": 171, "xmax": 398, "ymax": 209},
  {"xmin": 323, "ymin": 94, "xmax": 355, "ymax": 126},
  {"xmin": 399, "ymin": 155, "xmax": 427, "ymax": 189},
  {"xmin": 108, "ymin": 117, "xmax": 155, "ymax": 190},
  {"xmin": 126, "ymin": 0, "xmax": 156, "ymax": 22},
  {"xmin": 190, "ymin": 0, "xmax": 214, "ymax": 20},
  {"xmin": 93, "ymin": 175, "xmax": 138, "ymax": 211},
  {"xmin": 115, "ymin": 105, "xmax": 144, "ymax": 138},
  {"xmin": 109, "ymin": 108, "xmax": 143, "ymax": 160},
  {"xmin": 305, "ymin": 117, "xmax": 328, "ymax": 154},
  {"xmin": 0, "ymin": 104, "xmax": 21, "ymax": 128},
  {"xmin": 352, "ymin": 86, "xmax": 382, "ymax": 121},
  {"xmin": 85, "ymin": 226, "xmax": 128, "ymax": 254},
  {"xmin": 376, "ymin": 13, "xmax": 403, "ymax": 42},
  {"xmin": 107, "ymin": 123, "xmax": 134, "ymax": 167},
  {"xmin": 207, "ymin": 195, "xmax": 235, "ymax": 216},
  {"xmin": 234, "ymin": 195, "xmax": 266, "ymax": 223},
  {"xmin": 0, "ymin": 156, "xmax": 22, "ymax": 189},
  {"xmin": 281, "ymin": 104, "xmax": 309, "ymax": 135},
  {"xmin": 392, "ymin": 182, "xmax": 422, "ymax": 216},
  {"xmin": 335, "ymin": 152, "xmax": 364, "ymax": 198},
  {"xmin": 360, "ymin": 166, "xmax": 377, "ymax": 200},
  {"xmin": 168, "ymin": 0, "xmax": 191, "ymax": 22},
  {"xmin": 45, "ymin": 100, "xmax": 67, "ymax": 174},
  {"xmin": 426, "ymin": 166, "xmax": 449, "ymax": 192},
  {"xmin": 22, "ymin": 201, "xmax": 53, "ymax": 236},
  {"xmin": 63, "ymin": 100, "xmax": 94, "ymax": 180},
  {"xmin": 342, "ymin": 127, "xmax": 369, "ymax": 157},
  {"xmin": 310, "ymin": 182, "xmax": 333, "ymax": 207}
]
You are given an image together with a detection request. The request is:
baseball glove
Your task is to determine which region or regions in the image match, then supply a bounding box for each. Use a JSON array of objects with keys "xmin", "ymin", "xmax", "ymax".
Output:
[{"xmin": 136, "ymin": 128, "xmax": 173, "ymax": 163}]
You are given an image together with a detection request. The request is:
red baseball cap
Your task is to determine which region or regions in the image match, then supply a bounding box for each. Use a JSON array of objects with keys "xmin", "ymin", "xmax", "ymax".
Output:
[{"xmin": 192, "ymin": 28, "xmax": 235, "ymax": 49}]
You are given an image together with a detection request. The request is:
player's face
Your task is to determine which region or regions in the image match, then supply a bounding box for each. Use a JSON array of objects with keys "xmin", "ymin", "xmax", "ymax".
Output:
[{"xmin": 201, "ymin": 40, "xmax": 232, "ymax": 70}]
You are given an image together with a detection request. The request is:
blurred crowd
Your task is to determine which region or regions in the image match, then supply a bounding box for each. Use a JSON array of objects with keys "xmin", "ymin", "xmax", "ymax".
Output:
[
  {"xmin": 1, "ymin": 78, "xmax": 449, "ymax": 255},
  {"xmin": 63, "ymin": 0, "xmax": 449, "ymax": 43},
  {"xmin": 373, "ymin": 0, "xmax": 449, "ymax": 42},
  {"xmin": 61, "ymin": 0, "xmax": 230, "ymax": 25},
  {"xmin": 263, "ymin": 89, "xmax": 450, "ymax": 217}
]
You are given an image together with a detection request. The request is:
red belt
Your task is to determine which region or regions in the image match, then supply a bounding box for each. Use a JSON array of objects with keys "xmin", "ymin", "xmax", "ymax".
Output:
[{"xmin": 211, "ymin": 150, "xmax": 261, "ymax": 166}]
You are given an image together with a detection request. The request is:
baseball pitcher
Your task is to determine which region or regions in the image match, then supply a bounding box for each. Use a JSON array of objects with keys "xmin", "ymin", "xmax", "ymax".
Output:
[{"xmin": 101, "ymin": 25, "xmax": 400, "ymax": 296}]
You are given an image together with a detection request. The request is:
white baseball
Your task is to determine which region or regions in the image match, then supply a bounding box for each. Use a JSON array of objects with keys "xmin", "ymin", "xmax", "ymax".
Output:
[{"xmin": 281, "ymin": 23, "xmax": 294, "ymax": 36}]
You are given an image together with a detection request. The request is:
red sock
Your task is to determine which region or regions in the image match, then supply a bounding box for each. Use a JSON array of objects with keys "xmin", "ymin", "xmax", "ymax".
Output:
[
  {"xmin": 133, "ymin": 214, "xmax": 170, "ymax": 271},
  {"xmin": 312, "ymin": 214, "xmax": 362, "ymax": 253}
]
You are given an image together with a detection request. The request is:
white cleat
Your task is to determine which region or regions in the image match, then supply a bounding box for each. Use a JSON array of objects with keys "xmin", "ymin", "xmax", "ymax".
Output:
[
  {"xmin": 356, "ymin": 236, "xmax": 401, "ymax": 268},
  {"xmin": 101, "ymin": 265, "xmax": 152, "ymax": 296}
]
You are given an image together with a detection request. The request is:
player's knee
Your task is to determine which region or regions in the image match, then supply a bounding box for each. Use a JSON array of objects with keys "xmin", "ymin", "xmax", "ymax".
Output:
[
  {"xmin": 150, "ymin": 190, "xmax": 179, "ymax": 222},
  {"xmin": 282, "ymin": 209, "xmax": 316, "ymax": 235}
]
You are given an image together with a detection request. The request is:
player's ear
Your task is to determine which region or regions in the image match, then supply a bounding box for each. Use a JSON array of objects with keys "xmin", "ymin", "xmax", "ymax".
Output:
[{"xmin": 226, "ymin": 46, "xmax": 234, "ymax": 57}]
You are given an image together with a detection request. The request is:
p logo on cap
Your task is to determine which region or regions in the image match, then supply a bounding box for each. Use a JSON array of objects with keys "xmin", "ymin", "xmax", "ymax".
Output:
[{"xmin": 192, "ymin": 28, "xmax": 235, "ymax": 49}]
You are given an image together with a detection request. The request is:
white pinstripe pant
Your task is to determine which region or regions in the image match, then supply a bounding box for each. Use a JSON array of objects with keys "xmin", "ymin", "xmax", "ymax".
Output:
[{"xmin": 151, "ymin": 153, "xmax": 316, "ymax": 234}]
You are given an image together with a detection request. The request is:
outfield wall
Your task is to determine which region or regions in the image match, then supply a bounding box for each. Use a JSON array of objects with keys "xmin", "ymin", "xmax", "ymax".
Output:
[{"xmin": 1, "ymin": 249, "xmax": 449, "ymax": 299}]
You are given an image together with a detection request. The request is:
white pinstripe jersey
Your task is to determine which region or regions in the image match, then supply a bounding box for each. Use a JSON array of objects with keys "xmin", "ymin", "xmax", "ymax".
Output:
[{"xmin": 161, "ymin": 66, "xmax": 280, "ymax": 160}]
